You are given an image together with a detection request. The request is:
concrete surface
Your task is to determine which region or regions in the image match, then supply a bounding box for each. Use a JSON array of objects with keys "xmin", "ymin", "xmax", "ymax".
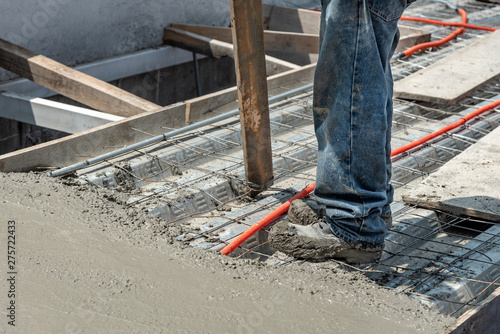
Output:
[{"xmin": 0, "ymin": 172, "xmax": 452, "ymax": 333}]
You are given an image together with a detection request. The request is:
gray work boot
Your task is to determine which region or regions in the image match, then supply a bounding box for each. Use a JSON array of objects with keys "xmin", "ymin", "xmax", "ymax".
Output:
[
  {"xmin": 289, "ymin": 198, "xmax": 392, "ymax": 230},
  {"xmin": 268, "ymin": 219, "xmax": 383, "ymax": 264}
]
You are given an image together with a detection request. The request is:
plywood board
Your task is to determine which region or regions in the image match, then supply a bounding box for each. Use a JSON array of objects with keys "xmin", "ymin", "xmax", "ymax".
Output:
[
  {"xmin": 402, "ymin": 126, "xmax": 500, "ymax": 222},
  {"xmin": 394, "ymin": 30, "xmax": 500, "ymax": 105},
  {"xmin": 396, "ymin": 25, "xmax": 431, "ymax": 53}
]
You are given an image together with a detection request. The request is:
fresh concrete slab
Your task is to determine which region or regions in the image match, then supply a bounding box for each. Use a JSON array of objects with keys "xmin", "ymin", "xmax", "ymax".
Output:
[
  {"xmin": 394, "ymin": 30, "xmax": 500, "ymax": 105},
  {"xmin": 402, "ymin": 126, "xmax": 500, "ymax": 222}
]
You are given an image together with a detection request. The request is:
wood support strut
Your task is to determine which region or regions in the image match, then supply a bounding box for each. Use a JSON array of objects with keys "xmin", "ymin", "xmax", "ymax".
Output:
[{"xmin": 229, "ymin": 0, "xmax": 274, "ymax": 194}]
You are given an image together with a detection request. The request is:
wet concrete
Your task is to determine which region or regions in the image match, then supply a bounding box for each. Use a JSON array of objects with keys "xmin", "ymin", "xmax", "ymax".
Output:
[{"xmin": 0, "ymin": 172, "xmax": 453, "ymax": 333}]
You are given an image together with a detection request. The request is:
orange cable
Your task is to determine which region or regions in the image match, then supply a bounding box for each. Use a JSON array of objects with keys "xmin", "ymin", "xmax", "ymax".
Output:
[
  {"xmin": 401, "ymin": 9, "xmax": 468, "ymax": 58},
  {"xmin": 400, "ymin": 16, "xmax": 496, "ymax": 32}
]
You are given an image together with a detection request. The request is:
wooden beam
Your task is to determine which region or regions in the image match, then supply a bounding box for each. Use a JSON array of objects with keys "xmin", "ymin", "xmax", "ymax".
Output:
[
  {"xmin": 229, "ymin": 0, "xmax": 274, "ymax": 192},
  {"xmin": 163, "ymin": 27, "xmax": 299, "ymax": 76},
  {"xmin": 260, "ymin": 5, "xmax": 430, "ymax": 53},
  {"xmin": 261, "ymin": 5, "xmax": 321, "ymax": 65},
  {"xmin": 0, "ymin": 103, "xmax": 186, "ymax": 172},
  {"xmin": 0, "ymin": 46, "xmax": 201, "ymax": 99},
  {"xmin": 394, "ymin": 30, "xmax": 500, "ymax": 105},
  {"xmin": 0, "ymin": 38, "xmax": 161, "ymax": 117},
  {"xmin": 0, "ymin": 92, "xmax": 124, "ymax": 134},
  {"xmin": 171, "ymin": 24, "xmax": 319, "ymax": 54}
]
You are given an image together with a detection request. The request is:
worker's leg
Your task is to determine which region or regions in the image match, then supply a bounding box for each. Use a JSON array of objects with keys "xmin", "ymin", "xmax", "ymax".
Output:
[
  {"xmin": 312, "ymin": 0, "xmax": 406, "ymax": 248},
  {"xmin": 382, "ymin": 22, "xmax": 401, "ymax": 227},
  {"xmin": 268, "ymin": 0, "xmax": 415, "ymax": 262}
]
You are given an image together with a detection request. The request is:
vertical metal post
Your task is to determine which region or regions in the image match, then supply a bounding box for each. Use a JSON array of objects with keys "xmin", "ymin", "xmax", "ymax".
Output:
[
  {"xmin": 192, "ymin": 52, "xmax": 202, "ymax": 97},
  {"xmin": 229, "ymin": 0, "xmax": 274, "ymax": 194}
]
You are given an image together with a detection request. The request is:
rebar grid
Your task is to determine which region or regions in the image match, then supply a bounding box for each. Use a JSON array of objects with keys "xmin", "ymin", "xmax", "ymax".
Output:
[{"xmin": 74, "ymin": 0, "xmax": 500, "ymax": 317}]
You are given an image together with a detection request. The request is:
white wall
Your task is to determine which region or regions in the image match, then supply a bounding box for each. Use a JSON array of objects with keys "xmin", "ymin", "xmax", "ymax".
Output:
[{"xmin": 0, "ymin": 0, "xmax": 320, "ymax": 82}]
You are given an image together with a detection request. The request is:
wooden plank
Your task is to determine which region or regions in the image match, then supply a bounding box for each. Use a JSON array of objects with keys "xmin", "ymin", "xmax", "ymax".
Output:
[
  {"xmin": 185, "ymin": 63, "xmax": 316, "ymax": 125},
  {"xmin": 396, "ymin": 25, "xmax": 432, "ymax": 53},
  {"xmin": 163, "ymin": 27, "xmax": 299, "ymax": 76},
  {"xmin": 185, "ymin": 86, "xmax": 238, "ymax": 125},
  {"xmin": 262, "ymin": 5, "xmax": 430, "ymax": 49},
  {"xmin": 261, "ymin": 5, "xmax": 431, "ymax": 48},
  {"xmin": 0, "ymin": 103, "xmax": 186, "ymax": 172},
  {"xmin": 0, "ymin": 46, "xmax": 199, "ymax": 99},
  {"xmin": 229, "ymin": 0, "xmax": 273, "ymax": 192},
  {"xmin": 171, "ymin": 24, "xmax": 319, "ymax": 54},
  {"xmin": 444, "ymin": 287, "xmax": 500, "ymax": 334},
  {"xmin": 0, "ymin": 92, "xmax": 123, "ymax": 134},
  {"xmin": 0, "ymin": 39, "xmax": 161, "ymax": 117},
  {"xmin": 402, "ymin": 126, "xmax": 500, "ymax": 222},
  {"xmin": 394, "ymin": 30, "xmax": 500, "ymax": 105}
]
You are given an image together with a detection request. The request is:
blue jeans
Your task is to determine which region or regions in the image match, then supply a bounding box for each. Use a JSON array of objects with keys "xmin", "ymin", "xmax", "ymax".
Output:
[{"xmin": 313, "ymin": 0, "xmax": 414, "ymax": 248}]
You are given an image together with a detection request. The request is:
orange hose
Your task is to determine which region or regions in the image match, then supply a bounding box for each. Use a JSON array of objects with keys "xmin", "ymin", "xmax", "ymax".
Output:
[
  {"xmin": 402, "ymin": 9, "xmax": 467, "ymax": 58},
  {"xmin": 220, "ymin": 183, "xmax": 316, "ymax": 255},
  {"xmin": 391, "ymin": 98, "xmax": 500, "ymax": 157},
  {"xmin": 400, "ymin": 16, "xmax": 496, "ymax": 32}
]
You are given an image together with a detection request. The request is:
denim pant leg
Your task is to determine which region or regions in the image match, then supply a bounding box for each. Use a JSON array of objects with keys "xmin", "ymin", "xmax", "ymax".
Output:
[
  {"xmin": 313, "ymin": 0, "xmax": 405, "ymax": 248},
  {"xmin": 383, "ymin": 23, "xmax": 400, "ymax": 217}
]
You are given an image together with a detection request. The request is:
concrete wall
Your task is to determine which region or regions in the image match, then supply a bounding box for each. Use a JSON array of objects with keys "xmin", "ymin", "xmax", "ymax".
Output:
[
  {"xmin": 0, "ymin": 0, "xmax": 319, "ymax": 82},
  {"xmin": 0, "ymin": 116, "xmax": 67, "ymax": 155}
]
